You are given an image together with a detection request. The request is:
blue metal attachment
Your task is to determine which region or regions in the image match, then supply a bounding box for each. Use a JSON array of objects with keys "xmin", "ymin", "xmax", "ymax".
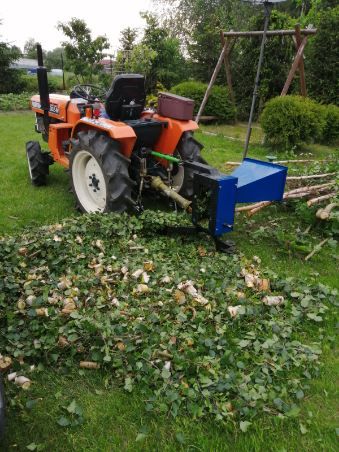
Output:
[
  {"xmin": 191, "ymin": 158, "xmax": 287, "ymax": 238},
  {"xmin": 213, "ymin": 175, "xmax": 238, "ymax": 235},
  {"xmin": 231, "ymin": 158, "xmax": 287, "ymax": 203},
  {"xmin": 192, "ymin": 173, "xmax": 237, "ymax": 237}
]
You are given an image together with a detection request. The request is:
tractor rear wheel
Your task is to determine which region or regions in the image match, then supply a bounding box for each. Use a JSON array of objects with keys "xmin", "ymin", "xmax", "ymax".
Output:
[
  {"xmin": 26, "ymin": 141, "xmax": 53, "ymax": 186},
  {"xmin": 172, "ymin": 132, "xmax": 206, "ymax": 198},
  {"xmin": 70, "ymin": 130, "xmax": 135, "ymax": 213}
]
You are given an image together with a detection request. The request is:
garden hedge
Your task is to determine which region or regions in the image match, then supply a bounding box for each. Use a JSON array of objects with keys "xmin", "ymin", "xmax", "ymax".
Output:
[
  {"xmin": 321, "ymin": 103, "xmax": 339, "ymax": 144},
  {"xmin": 260, "ymin": 95, "xmax": 338, "ymax": 150},
  {"xmin": 21, "ymin": 74, "xmax": 61, "ymax": 93}
]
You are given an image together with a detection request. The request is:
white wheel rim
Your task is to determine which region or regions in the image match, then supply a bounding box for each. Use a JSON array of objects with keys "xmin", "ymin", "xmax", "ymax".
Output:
[
  {"xmin": 72, "ymin": 150, "xmax": 107, "ymax": 212},
  {"xmin": 172, "ymin": 165, "xmax": 185, "ymax": 192},
  {"xmin": 26, "ymin": 152, "xmax": 33, "ymax": 180}
]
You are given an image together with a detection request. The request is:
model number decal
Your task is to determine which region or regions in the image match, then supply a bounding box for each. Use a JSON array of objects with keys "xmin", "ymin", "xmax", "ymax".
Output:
[
  {"xmin": 49, "ymin": 104, "xmax": 59, "ymax": 114},
  {"xmin": 32, "ymin": 101, "xmax": 59, "ymax": 114},
  {"xmin": 81, "ymin": 117, "xmax": 113, "ymax": 129}
]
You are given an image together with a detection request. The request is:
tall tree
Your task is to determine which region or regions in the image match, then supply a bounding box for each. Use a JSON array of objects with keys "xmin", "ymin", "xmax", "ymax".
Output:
[
  {"xmin": 45, "ymin": 47, "xmax": 64, "ymax": 70},
  {"xmin": 140, "ymin": 12, "xmax": 186, "ymax": 91},
  {"xmin": 155, "ymin": 0, "xmax": 251, "ymax": 82},
  {"xmin": 117, "ymin": 27, "xmax": 138, "ymax": 72},
  {"xmin": 306, "ymin": 4, "xmax": 339, "ymax": 104},
  {"xmin": 119, "ymin": 27, "xmax": 138, "ymax": 52},
  {"xmin": 24, "ymin": 38, "xmax": 41, "ymax": 59},
  {"xmin": 57, "ymin": 18, "xmax": 109, "ymax": 83},
  {"xmin": 116, "ymin": 44, "xmax": 157, "ymax": 82}
]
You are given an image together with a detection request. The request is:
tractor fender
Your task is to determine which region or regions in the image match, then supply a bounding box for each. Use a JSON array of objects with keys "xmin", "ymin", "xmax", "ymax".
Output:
[
  {"xmin": 72, "ymin": 118, "xmax": 137, "ymax": 158},
  {"xmin": 152, "ymin": 115, "xmax": 199, "ymax": 155}
]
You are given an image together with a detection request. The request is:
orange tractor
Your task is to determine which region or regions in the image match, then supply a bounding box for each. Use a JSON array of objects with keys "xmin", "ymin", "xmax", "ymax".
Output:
[
  {"xmin": 26, "ymin": 45, "xmax": 209, "ymax": 214},
  {"xmin": 26, "ymin": 45, "xmax": 287, "ymax": 241}
]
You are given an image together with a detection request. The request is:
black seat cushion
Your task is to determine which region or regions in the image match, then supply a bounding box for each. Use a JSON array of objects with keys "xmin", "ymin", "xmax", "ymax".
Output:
[
  {"xmin": 105, "ymin": 74, "xmax": 146, "ymax": 121},
  {"xmin": 125, "ymin": 119, "xmax": 163, "ymax": 148}
]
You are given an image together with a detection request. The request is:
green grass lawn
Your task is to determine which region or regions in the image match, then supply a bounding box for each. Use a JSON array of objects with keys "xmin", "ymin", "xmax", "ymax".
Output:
[
  {"xmin": 0, "ymin": 112, "xmax": 338, "ymax": 451},
  {"xmin": 0, "ymin": 112, "xmax": 77, "ymax": 234}
]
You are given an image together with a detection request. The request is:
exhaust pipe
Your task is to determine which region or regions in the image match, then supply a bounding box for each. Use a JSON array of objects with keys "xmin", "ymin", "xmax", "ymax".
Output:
[{"xmin": 36, "ymin": 44, "xmax": 50, "ymax": 138}]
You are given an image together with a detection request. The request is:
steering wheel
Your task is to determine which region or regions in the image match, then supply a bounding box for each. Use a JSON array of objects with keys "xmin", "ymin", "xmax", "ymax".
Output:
[{"xmin": 72, "ymin": 84, "xmax": 107, "ymax": 102}]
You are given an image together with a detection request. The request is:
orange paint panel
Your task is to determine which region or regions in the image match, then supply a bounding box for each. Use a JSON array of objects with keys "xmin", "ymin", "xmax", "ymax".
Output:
[
  {"xmin": 66, "ymin": 102, "xmax": 82, "ymax": 124},
  {"xmin": 72, "ymin": 118, "xmax": 137, "ymax": 157},
  {"xmin": 48, "ymin": 123, "xmax": 72, "ymax": 167},
  {"xmin": 31, "ymin": 94, "xmax": 69, "ymax": 121},
  {"xmin": 153, "ymin": 114, "xmax": 199, "ymax": 155}
]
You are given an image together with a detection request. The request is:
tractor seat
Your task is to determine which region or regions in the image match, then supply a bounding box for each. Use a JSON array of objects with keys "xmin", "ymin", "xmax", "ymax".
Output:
[{"xmin": 105, "ymin": 74, "xmax": 146, "ymax": 121}]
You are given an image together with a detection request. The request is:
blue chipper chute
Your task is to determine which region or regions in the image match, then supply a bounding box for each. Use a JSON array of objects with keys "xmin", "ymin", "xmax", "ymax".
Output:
[
  {"xmin": 191, "ymin": 158, "xmax": 287, "ymax": 237},
  {"xmin": 231, "ymin": 158, "xmax": 287, "ymax": 203}
]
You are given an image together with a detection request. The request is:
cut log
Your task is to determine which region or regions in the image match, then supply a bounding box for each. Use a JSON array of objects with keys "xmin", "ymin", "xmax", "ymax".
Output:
[
  {"xmin": 247, "ymin": 201, "xmax": 272, "ymax": 216},
  {"xmin": 287, "ymin": 172, "xmax": 336, "ymax": 180},
  {"xmin": 285, "ymin": 186, "xmax": 333, "ymax": 199},
  {"xmin": 224, "ymin": 159, "xmax": 333, "ymax": 167},
  {"xmin": 80, "ymin": 361, "xmax": 100, "ymax": 369},
  {"xmin": 287, "ymin": 182, "xmax": 335, "ymax": 195},
  {"xmin": 316, "ymin": 203, "xmax": 338, "ymax": 220},
  {"xmin": 307, "ymin": 192, "xmax": 337, "ymax": 207},
  {"xmin": 245, "ymin": 184, "xmax": 336, "ymax": 216},
  {"xmin": 236, "ymin": 202, "xmax": 265, "ymax": 212},
  {"xmin": 275, "ymin": 159, "xmax": 331, "ymax": 164},
  {"xmin": 285, "ymin": 192, "xmax": 317, "ymax": 199}
]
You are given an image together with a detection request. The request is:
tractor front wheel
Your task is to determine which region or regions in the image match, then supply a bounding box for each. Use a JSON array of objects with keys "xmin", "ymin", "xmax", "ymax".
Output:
[
  {"xmin": 26, "ymin": 141, "xmax": 53, "ymax": 186},
  {"xmin": 70, "ymin": 130, "xmax": 135, "ymax": 213},
  {"xmin": 172, "ymin": 132, "xmax": 205, "ymax": 198}
]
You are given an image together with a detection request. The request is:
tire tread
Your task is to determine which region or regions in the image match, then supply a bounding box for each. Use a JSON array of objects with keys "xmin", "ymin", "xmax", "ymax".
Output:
[{"xmin": 70, "ymin": 131, "xmax": 135, "ymax": 213}]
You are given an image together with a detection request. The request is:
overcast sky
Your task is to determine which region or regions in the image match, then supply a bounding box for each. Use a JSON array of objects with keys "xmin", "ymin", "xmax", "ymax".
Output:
[{"xmin": 1, "ymin": 0, "xmax": 155, "ymax": 53}]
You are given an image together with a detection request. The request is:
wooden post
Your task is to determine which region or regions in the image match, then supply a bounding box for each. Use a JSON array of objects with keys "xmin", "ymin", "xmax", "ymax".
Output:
[
  {"xmin": 220, "ymin": 31, "xmax": 235, "ymax": 103},
  {"xmin": 294, "ymin": 24, "xmax": 307, "ymax": 96},
  {"xmin": 195, "ymin": 42, "xmax": 230, "ymax": 123},
  {"xmin": 281, "ymin": 35, "xmax": 308, "ymax": 96}
]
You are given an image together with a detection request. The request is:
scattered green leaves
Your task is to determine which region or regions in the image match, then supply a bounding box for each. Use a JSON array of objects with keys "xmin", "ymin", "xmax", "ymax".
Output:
[
  {"xmin": 0, "ymin": 212, "xmax": 337, "ymax": 423},
  {"xmin": 56, "ymin": 400, "xmax": 83, "ymax": 427}
]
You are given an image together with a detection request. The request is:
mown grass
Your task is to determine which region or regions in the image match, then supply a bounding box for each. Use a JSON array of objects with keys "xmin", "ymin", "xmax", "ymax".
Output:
[
  {"xmin": 5, "ymin": 357, "xmax": 338, "ymax": 452},
  {"xmin": 0, "ymin": 112, "xmax": 77, "ymax": 234},
  {"xmin": 0, "ymin": 112, "xmax": 338, "ymax": 451}
]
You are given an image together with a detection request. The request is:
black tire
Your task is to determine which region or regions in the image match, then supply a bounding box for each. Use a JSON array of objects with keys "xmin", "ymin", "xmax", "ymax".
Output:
[
  {"xmin": 70, "ymin": 130, "xmax": 135, "ymax": 213},
  {"xmin": 175, "ymin": 131, "xmax": 206, "ymax": 198},
  {"xmin": 0, "ymin": 374, "xmax": 5, "ymax": 441},
  {"xmin": 26, "ymin": 141, "xmax": 53, "ymax": 186}
]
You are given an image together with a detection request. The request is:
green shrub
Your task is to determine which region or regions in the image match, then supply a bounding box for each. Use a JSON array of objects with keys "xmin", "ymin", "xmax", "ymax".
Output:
[
  {"xmin": 260, "ymin": 95, "xmax": 325, "ymax": 150},
  {"xmin": 171, "ymin": 81, "xmax": 236, "ymax": 121},
  {"xmin": 0, "ymin": 69, "xmax": 27, "ymax": 95},
  {"xmin": 321, "ymin": 104, "xmax": 339, "ymax": 144},
  {"xmin": 21, "ymin": 74, "xmax": 60, "ymax": 93},
  {"xmin": 0, "ymin": 93, "xmax": 31, "ymax": 111}
]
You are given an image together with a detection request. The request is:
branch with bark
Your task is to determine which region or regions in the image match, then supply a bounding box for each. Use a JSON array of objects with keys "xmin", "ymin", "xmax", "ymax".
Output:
[
  {"xmin": 235, "ymin": 181, "xmax": 337, "ymax": 216},
  {"xmin": 316, "ymin": 203, "xmax": 338, "ymax": 220}
]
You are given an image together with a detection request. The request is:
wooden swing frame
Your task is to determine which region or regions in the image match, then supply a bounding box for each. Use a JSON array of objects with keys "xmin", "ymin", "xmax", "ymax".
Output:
[{"xmin": 196, "ymin": 24, "xmax": 317, "ymax": 123}]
